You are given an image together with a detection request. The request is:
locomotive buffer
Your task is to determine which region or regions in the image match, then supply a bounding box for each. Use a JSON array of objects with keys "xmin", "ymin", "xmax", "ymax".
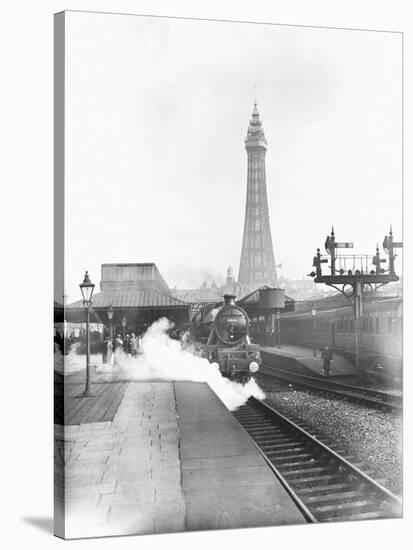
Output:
[{"xmin": 308, "ymin": 226, "xmax": 402, "ymax": 372}]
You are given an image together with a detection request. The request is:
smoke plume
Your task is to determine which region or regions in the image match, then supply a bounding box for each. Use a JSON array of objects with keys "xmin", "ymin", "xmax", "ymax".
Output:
[{"xmin": 116, "ymin": 318, "xmax": 265, "ymax": 411}]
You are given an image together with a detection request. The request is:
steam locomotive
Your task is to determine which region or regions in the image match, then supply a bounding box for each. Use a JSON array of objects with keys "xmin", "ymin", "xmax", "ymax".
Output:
[{"xmin": 193, "ymin": 294, "xmax": 261, "ymax": 384}]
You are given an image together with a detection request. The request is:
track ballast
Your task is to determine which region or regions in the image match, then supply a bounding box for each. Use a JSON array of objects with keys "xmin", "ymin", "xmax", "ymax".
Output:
[{"xmin": 259, "ymin": 364, "xmax": 402, "ymax": 413}]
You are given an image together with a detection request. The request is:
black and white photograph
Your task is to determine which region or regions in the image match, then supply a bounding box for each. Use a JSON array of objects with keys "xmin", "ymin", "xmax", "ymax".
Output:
[{"xmin": 52, "ymin": 7, "xmax": 403, "ymax": 541}]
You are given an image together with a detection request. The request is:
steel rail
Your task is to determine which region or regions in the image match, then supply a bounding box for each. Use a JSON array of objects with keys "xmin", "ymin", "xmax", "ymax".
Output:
[{"xmin": 233, "ymin": 397, "xmax": 402, "ymax": 523}]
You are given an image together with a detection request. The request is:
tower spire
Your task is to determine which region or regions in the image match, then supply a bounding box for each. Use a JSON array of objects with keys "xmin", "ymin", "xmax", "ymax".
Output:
[{"xmin": 238, "ymin": 102, "xmax": 278, "ymax": 294}]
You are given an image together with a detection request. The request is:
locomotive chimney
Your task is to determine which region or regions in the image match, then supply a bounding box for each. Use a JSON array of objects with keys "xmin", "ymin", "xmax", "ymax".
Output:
[{"xmin": 223, "ymin": 294, "xmax": 236, "ymax": 306}]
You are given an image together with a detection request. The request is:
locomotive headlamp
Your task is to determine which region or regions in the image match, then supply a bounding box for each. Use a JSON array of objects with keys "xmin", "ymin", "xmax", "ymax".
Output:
[{"xmin": 249, "ymin": 361, "xmax": 259, "ymax": 373}]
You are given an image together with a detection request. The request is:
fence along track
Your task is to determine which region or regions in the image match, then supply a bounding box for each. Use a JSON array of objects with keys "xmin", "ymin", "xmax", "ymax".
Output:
[{"xmin": 232, "ymin": 397, "xmax": 401, "ymax": 523}]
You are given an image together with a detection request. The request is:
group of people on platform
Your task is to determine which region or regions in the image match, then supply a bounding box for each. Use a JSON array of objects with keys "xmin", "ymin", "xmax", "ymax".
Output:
[{"xmin": 104, "ymin": 333, "xmax": 142, "ymax": 367}]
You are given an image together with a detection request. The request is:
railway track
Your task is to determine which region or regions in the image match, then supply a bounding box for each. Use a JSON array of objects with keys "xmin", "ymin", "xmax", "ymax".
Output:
[
  {"xmin": 233, "ymin": 397, "xmax": 402, "ymax": 523},
  {"xmin": 259, "ymin": 364, "xmax": 402, "ymax": 413}
]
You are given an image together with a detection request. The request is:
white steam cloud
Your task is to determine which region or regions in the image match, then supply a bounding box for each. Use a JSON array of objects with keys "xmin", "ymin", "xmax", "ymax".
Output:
[{"xmin": 113, "ymin": 318, "xmax": 265, "ymax": 411}]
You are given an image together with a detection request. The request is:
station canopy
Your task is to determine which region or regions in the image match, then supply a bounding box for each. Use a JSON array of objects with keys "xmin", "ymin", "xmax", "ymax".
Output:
[{"xmin": 65, "ymin": 263, "xmax": 190, "ymax": 329}]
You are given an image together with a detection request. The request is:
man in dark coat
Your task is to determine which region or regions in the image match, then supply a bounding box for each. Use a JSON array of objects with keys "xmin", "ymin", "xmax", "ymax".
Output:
[{"xmin": 321, "ymin": 345, "xmax": 333, "ymax": 377}]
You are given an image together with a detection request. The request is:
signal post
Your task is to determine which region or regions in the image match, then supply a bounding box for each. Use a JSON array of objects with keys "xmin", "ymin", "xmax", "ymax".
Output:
[{"xmin": 309, "ymin": 227, "xmax": 402, "ymax": 374}]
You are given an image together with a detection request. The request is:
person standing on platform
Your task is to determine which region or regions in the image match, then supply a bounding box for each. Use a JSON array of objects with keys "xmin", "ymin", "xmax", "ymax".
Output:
[
  {"xmin": 124, "ymin": 333, "xmax": 131, "ymax": 355},
  {"xmin": 107, "ymin": 337, "xmax": 113, "ymax": 367},
  {"xmin": 130, "ymin": 333, "xmax": 139, "ymax": 357},
  {"xmin": 114, "ymin": 334, "xmax": 123, "ymax": 350},
  {"xmin": 321, "ymin": 345, "xmax": 333, "ymax": 377},
  {"xmin": 114, "ymin": 334, "xmax": 124, "ymax": 368}
]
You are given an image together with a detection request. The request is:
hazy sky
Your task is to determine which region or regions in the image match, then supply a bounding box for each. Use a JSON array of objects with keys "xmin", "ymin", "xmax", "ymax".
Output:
[{"xmin": 63, "ymin": 11, "xmax": 402, "ymax": 302}]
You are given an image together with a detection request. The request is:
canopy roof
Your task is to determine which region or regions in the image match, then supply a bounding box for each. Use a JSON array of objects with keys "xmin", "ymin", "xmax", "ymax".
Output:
[{"xmin": 66, "ymin": 289, "xmax": 188, "ymax": 310}]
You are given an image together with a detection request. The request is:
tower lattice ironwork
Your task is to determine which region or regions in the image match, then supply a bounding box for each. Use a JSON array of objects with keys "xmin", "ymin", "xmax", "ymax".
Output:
[{"xmin": 238, "ymin": 102, "xmax": 278, "ymax": 294}]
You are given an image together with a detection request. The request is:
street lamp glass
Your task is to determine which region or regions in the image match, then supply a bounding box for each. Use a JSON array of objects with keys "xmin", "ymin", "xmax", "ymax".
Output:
[
  {"xmin": 122, "ymin": 316, "xmax": 127, "ymax": 327},
  {"xmin": 80, "ymin": 271, "xmax": 95, "ymax": 304},
  {"xmin": 108, "ymin": 306, "xmax": 114, "ymax": 320}
]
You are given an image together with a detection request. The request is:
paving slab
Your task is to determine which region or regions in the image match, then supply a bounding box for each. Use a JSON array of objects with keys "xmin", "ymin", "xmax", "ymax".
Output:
[
  {"xmin": 57, "ymin": 380, "xmax": 306, "ymax": 539},
  {"xmin": 184, "ymin": 486, "xmax": 303, "ymax": 530},
  {"xmin": 58, "ymin": 382, "xmax": 186, "ymax": 539},
  {"xmin": 174, "ymin": 381, "xmax": 306, "ymax": 530}
]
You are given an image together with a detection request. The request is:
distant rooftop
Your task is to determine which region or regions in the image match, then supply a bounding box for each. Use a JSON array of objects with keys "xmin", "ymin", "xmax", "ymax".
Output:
[{"xmin": 171, "ymin": 287, "xmax": 223, "ymax": 304}]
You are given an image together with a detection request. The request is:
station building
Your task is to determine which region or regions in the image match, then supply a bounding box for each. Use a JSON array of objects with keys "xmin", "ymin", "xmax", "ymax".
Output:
[{"xmin": 65, "ymin": 263, "xmax": 190, "ymax": 336}]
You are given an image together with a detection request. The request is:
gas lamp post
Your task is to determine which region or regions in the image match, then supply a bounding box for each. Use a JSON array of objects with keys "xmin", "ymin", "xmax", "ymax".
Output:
[
  {"xmin": 122, "ymin": 316, "xmax": 127, "ymax": 341},
  {"xmin": 79, "ymin": 271, "xmax": 95, "ymax": 397}
]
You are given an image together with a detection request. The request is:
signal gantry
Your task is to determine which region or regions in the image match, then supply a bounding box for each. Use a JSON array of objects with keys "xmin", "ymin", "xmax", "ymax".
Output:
[{"xmin": 308, "ymin": 226, "xmax": 402, "ymax": 372}]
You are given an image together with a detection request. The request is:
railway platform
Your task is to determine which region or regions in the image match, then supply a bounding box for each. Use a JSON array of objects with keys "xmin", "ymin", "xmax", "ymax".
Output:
[
  {"xmin": 55, "ymin": 376, "xmax": 306, "ymax": 539},
  {"xmin": 260, "ymin": 345, "xmax": 356, "ymax": 378}
]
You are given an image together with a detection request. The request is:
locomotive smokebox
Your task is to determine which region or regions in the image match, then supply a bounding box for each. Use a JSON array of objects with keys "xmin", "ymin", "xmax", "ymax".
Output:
[
  {"xmin": 259, "ymin": 288, "xmax": 285, "ymax": 310},
  {"xmin": 223, "ymin": 294, "xmax": 236, "ymax": 306}
]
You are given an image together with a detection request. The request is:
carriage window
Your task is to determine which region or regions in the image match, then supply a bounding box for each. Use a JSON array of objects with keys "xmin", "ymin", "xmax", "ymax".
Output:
[
  {"xmin": 375, "ymin": 317, "xmax": 380, "ymax": 334},
  {"xmin": 388, "ymin": 317, "xmax": 392, "ymax": 334}
]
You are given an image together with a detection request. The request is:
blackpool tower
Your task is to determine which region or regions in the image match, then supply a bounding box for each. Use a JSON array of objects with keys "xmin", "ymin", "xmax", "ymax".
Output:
[{"xmin": 238, "ymin": 102, "xmax": 278, "ymax": 295}]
